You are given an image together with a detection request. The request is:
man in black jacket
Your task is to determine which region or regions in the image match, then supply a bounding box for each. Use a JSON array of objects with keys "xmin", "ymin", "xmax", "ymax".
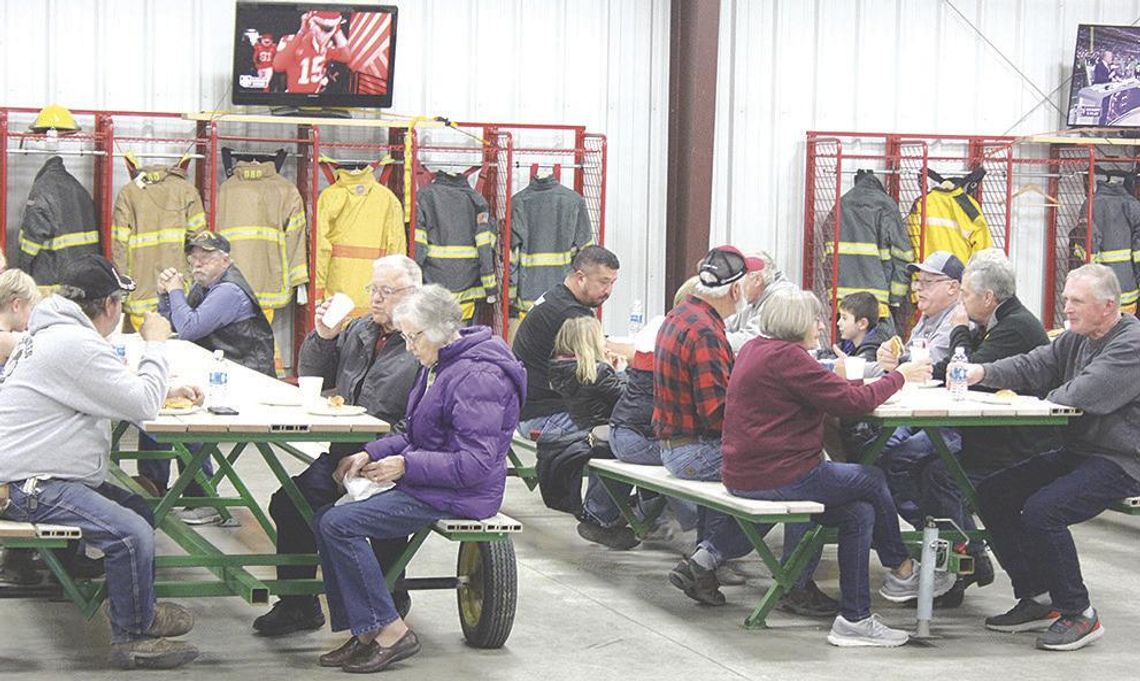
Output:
[
  {"xmin": 253, "ymin": 255, "xmax": 421, "ymax": 636},
  {"xmin": 929, "ymin": 250, "xmax": 1057, "ymax": 605}
]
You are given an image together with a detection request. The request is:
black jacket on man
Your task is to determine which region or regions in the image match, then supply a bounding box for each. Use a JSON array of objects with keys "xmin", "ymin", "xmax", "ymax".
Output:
[
  {"xmin": 185, "ymin": 265, "xmax": 276, "ymax": 376},
  {"xmin": 934, "ymin": 295, "xmax": 1060, "ymax": 474}
]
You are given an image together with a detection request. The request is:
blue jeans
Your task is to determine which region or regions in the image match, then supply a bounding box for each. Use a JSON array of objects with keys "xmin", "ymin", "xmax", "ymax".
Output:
[
  {"xmin": 314, "ymin": 489, "xmax": 447, "ymax": 635},
  {"xmin": 730, "ymin": 462, "xmax": 911, "ymax": 621},
  {"xmin": 878, "ymin": 427, "xmax": 965, "ymax": 531},
  {"xmin": 3, "ymin": 479, "xmax": 156, "ymax": 643},
  {"xmin": 517, "ymin": 412, "xmax": 581, "ymax": 443},
  {"xmin": 604, "ymin": 426, "xmax": 698, "ymax": 530},
  {"xmin": 977, "ymin": 449, "xmax": 1140, "ymax": 615},
  {"xmin": 136, "ymin": 431, "xmax": 214, "ymax": 498}
]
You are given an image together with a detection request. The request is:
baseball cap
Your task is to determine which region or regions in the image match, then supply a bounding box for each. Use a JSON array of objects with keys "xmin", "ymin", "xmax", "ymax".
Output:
[
  {"xmin": 906, "ymin": 251, "xmax": 964, "ymax": 282},
  {"xmin": 185, "ymin": 232, "xmax": 231, "ymax": 254},
  {"xmin": 697, "ymin": 245, "xmax": 764, "ymax": 288},
  {"xmin": 59, "ymin": 254, "xmax": 136, "ymax": 299}
]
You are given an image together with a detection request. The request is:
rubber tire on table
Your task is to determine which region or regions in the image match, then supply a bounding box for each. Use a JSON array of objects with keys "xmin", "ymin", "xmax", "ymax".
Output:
[{"xmin": 456, "ymin": 538, "xmax": 517, "ymax": 649}]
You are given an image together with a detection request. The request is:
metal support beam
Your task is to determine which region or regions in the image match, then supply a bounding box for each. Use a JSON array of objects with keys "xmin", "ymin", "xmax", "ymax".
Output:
[{"xmin": 665, "ymin": 0, "xmax": 720, "ymax": 308}]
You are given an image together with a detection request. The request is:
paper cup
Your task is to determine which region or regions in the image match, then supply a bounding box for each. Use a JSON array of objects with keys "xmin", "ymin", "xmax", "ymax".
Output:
[
  {"xmin": 322, "ymin": 292, "xmax": 355, "ymax": 329},
  {"xmin": 910, "ymin": 346, "xmax": 931, "ymax": 364},
  {"xmin": 298, "ymin": 376, "xmax": 324, "ymax": 409},
  {"xmin": 844, "ymin": 356, "xmax": 867, "ymax": 380}
]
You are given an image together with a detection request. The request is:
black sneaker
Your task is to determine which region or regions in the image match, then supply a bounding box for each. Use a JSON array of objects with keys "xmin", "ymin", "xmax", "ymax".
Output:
[
  {"xmin": 668, "ymin": 559, "xmax": 726, "ymax": 606},
  {"xmin": 962, "ymin": 552, "xmax": 995, "ymax": 588},
  {"xmin": 1036, "ymin": 610, "xmax": 1104, "ymax": 651},
  {"xmin": 576, "ymin": 520, "xmax": 640, "ymax": 550},
  {"xmin": 778, "ymin": 580, "xmax": 839, "ymax": 617},
  {"xmin": 985, "ymin": 599, "xmax": 1061, "ymax": 633},
  {"xmin": 252, "ymin": 598, "xmax": 325, "ymax": 636}
]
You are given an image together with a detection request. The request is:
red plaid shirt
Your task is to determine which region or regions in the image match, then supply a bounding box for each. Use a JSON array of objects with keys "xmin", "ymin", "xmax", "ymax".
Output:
[{"xmin": 652, "ymin": 296, "xmax": 734, "ymax": 439}]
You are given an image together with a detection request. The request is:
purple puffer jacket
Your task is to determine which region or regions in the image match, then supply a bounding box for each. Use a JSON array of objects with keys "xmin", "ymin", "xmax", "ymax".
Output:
[{"xmin": 364, "ymin": 326, "xmax": 527, "ymax": 519}]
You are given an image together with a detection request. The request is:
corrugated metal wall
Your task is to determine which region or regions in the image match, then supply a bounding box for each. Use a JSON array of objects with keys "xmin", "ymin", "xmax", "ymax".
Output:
[
  {"xmin": 713, "ymin": 0, "xmax": 1140, "ymax": 319},
  {"xmin": 0, "ymin": 0, "xmax": 669, "ymax": 333}
]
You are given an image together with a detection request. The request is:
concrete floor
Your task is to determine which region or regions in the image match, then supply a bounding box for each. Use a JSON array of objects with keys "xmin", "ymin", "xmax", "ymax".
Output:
[{"xmin": 3, "ymin": 448, "xmax": 1140, "ymax": 680}]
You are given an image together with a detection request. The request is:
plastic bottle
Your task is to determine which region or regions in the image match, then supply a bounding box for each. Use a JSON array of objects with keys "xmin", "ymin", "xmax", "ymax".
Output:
[
  {"xmin": 208, "ymin": 349, "xmax": 229, "ymax": 407},
  {"xmin": 947, "ymin": 346, "xmax": 969, "ymax": 401},
  {"xmin": 628, "ymin": 298, "xmax": 644, "ymax": 336}
]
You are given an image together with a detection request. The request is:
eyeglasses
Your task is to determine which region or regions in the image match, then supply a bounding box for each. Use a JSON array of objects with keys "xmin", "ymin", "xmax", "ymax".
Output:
[
  {"xmin": 400, "ymin": 329, "xmax": 425, "ymax": 346},
  {"xmin": 365, "ymin": 284, "xmax": 415, "ymax": 300},
  {"xmin": 913, "ymin": 276, "xmax": 952, "ymax": 289}
]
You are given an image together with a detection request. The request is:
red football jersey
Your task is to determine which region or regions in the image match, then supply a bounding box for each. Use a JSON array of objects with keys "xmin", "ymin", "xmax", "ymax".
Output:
[
  {"xmin": 253, "ymin": 44, "xmax": 277, "ymax": 67},
  {"xmin": 272, "ymin": 35, "xmax": 348, "ymax": 94}
]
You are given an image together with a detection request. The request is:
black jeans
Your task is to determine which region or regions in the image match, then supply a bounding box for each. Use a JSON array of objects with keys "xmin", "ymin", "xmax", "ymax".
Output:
[
  {"xmin": 977, "ymin": 449, "xmax": 1140, "ymax": 615},
  {"xmin": 268, "ymin": 443, "xmax": 407, "ymax": 605}
]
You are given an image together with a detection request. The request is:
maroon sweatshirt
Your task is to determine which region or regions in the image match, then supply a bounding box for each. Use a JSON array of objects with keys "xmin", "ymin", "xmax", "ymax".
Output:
[{"xmin": 722, "ymin": 336, "xmax": 905, "ymax": 491}]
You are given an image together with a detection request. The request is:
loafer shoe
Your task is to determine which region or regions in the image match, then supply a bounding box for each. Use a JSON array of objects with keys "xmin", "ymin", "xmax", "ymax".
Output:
[{"xmin": 343, "ymin": 630, "xmax": 422, "ymax": 673}]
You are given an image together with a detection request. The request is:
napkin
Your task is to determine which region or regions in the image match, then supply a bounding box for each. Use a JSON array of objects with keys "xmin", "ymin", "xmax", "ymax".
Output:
[{"xmin": 334, "ymin": 475, "xmax": 394, "ymax": 506}]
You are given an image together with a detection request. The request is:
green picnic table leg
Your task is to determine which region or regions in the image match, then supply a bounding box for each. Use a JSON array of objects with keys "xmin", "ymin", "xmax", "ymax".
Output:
[
  {"xmin": 37, "ymin": 548, "xmax": 103, "ymax": 618},
  {"xmin": 595, "ymin": 473, "xmax": 663, "ymax": 538},
  {"xmin": 202, "ymin": 442, "xmax": 277, "ymax": 540},
  {"xmin": 153, "ymin": 443, "xmax": 219, "ymax": 524},
  {"xmin": 384, "ymin": 527, "xmax": 433, "ymax": 591},
  {"xmin": 256, "ymin": 442, "xmax": 315, "ymax": 524},
  {"xmin": 737, "ymin": 519, "xmax": 825, "ymax": 629},
  {"xmin": 507, "ymin": 445, "xmax": 539, "ymax": 491}
]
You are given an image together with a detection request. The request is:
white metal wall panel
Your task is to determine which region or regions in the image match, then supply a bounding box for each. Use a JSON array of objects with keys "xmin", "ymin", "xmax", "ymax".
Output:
[
  {"xmin": 714, "ymin": 0, "xmax": 1140, "ymax": 320},
  {"xmin": 0, "ymin": 0, "xmax": 668, "ymax": 333}
]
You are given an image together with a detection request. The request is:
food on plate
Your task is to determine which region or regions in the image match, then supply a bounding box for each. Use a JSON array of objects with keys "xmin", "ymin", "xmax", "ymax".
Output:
[
  {"xmin": 163, "ymin": 396, "xmax": 193, "ymax": 410},
  {"xmin": 994, "ymin": 389, "xmax": 1018, "ymax": 401},
  {"xmin": 886, "ymin": 335, "xmax": 904, "ymax": 356},
  {"xmin": 327, "ymin": 395, "xmax": 346, "ymax": 408}
]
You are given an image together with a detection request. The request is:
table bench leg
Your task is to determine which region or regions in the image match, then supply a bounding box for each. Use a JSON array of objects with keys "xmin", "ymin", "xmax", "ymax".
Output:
[
  {"xmin": 595, "ymin": 474, "xmax": 664, "ymax": 538},
  {"xmin": 737, "ymin": 519, "xmax": 826, "ymax": 630},
  {"xmin": 506, "ymin": 445, "xmax": 539, "ymax": 491}
]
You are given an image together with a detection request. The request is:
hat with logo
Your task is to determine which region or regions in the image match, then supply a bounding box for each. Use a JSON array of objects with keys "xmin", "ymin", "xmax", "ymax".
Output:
[
  {"xmin": 697, "ymin": 245, "xmax": 765, "ymax": 288},
  {"xmin": 906, "ymin": 251, "xmax": 965, "ymax": 282},
  {"xmin": 59, "ymin": 254, "xmax": 136, "ymax": 299},
  {"xmin": 184, "ymin": 232, "xmax": 231, "ymax": 254}
]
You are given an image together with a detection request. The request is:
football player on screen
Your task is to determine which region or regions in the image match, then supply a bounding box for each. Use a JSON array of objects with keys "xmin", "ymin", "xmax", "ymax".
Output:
[
  {"xmin": 252, "ymin": 32, "xmax": 277, "ymax": 90},
  {"xmin": 272, "ymin": 10, "xmax": 349, "ymax": 94}
]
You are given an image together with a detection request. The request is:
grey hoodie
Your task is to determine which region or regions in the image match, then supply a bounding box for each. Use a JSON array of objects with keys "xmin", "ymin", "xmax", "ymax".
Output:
[
  {"xmin": 725, "ymin": 271, "xmax": 798, "ymax": 352},
  {"xmin": 0, "ymin": 296, "xmax": 168, "ymax": 486}
]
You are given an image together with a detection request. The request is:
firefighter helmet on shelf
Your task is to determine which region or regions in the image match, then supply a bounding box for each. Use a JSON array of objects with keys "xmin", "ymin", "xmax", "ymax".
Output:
[{"xmin": 30, "ymin": 104, "xmax": 80, "ymax": 133}]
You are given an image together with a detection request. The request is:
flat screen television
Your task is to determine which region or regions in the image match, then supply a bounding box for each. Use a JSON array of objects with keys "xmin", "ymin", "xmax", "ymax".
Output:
[
  {"xmin": 232, "ymin": 2, "xmax": 397, "ymax": 110},
  {"xmin": 1067, "ymin": 24, "xmax": 1140, "ymax": 127}
]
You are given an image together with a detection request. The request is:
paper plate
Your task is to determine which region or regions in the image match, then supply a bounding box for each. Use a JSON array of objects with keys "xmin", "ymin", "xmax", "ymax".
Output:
[
  {"xmin": 158, "ymin": 405, "xmax": 202, "ymax": 416},
  {"xmin": 967, "ymin": 392, "xmax": 1016, "ymax": 405},
  {"xmin": 915, "ymin": 379, "xmax": 943, "ymax": 389},
  {"xmin": 306, "ymin": 404, "xmax": 368, "ymax": 417}
]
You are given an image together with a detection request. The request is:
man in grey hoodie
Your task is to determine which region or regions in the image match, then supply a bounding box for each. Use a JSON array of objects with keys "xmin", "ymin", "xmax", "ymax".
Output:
[
  {"xmin": 965, "ymin": 264, "xmax": 1140, "ymax": 652},
  {"xmin": 724, "ymin": 250, "xmax": 797, "ymax": 353},
  {"xmin": 0, "ymin": 255, "xmax": 203, "ymax": 670}
]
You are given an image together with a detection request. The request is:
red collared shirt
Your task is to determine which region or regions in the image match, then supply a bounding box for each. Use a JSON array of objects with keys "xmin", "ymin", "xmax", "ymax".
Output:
[{"xmin": 652, "ymin": 296, "xmax": 734, "ymax": 440}]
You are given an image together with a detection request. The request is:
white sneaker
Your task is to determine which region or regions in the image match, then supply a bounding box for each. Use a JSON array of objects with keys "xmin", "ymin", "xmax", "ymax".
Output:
[
  {"xmin": 176, "ymin": 506, "xmax": 222, "ymax": 526},
  {"xmin": 827, "ymin": 613, "xmax": 909, "ymax": 648},
  {"xmin": 879, "ymin": 561, "xmax": 956, "ymax": 603}
]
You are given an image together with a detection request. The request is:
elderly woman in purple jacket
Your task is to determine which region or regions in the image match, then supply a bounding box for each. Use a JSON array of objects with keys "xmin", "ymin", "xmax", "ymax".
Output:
[{"xmin": 312, "ymin": 284, "xmax": 527, "ymax": 673}]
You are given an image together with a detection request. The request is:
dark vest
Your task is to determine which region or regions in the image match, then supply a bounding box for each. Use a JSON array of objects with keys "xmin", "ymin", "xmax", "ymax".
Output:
[{"xmin": 186, "ymin": 265, "xmax": 276, "ymax": 376}]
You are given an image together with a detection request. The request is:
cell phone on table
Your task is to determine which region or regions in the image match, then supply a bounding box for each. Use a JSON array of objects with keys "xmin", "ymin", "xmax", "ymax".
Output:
[{"xmin": 207, "ymin": 406, "xmax": 239, "ymax": 416}]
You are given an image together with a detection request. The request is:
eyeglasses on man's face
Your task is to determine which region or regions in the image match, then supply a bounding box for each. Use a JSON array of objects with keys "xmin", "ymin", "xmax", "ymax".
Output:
[
  {"xmin": 365, "ymin": 283, "xmax": 415, "ymax": 300},
  {"xmin": 913, "ymin": 276, "xmax": 952, "ymax": 289}
]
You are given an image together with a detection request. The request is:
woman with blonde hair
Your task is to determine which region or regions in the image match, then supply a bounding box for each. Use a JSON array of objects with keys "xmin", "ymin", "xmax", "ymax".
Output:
[{"xmin": 547, "ymin": 315, "xmax": 634, "ymax": 547}]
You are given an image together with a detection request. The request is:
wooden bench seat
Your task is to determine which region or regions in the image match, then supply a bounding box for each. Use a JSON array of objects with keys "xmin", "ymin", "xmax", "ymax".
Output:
[{"xmin": 0, "ymin": 520, "xmax": 82, "ymax": 541}]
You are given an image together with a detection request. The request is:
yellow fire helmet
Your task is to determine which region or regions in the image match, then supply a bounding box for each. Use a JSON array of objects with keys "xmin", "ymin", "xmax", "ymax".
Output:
[{"xmin": 29, "ymin": 104, "xmax": 80, "ymax": 133}]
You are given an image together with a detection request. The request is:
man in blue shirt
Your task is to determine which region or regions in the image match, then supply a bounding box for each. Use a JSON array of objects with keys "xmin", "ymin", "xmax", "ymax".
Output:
[{"xmin": 157, "ymin": 232, "xmax": 275, "ymax": 376}]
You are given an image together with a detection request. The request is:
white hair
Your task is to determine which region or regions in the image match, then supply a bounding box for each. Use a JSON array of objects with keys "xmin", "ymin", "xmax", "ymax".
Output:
[
  {"xmin": 964, "ymin": 250, "xmax": 1016, "ymax": 302},
  {"xmin": 373, "ymin": 255, "xmax": 423, "ymax": 287},
  {"xmin": 1068, "ymin": 263, "xmax": 1121, "ymax": 305},
  {"xmin": 393, "ymin": 284, "xmax": 462, "ymax": 345},
  {"xmin": 749, "ymin": 251, "xmax": 780, "ymax": 287},
  {"xmin": 760, "ymin": 288, "xmax": 821, "ymax": 342}
]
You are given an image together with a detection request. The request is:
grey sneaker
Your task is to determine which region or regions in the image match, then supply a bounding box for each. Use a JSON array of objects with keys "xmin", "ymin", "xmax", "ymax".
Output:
[
  {"xmin": 827, "ymin": 613, "xmax": 910, "ymax": 647},
  {"xmin": 109, "ymin": 637, "xmax": 199, "ymax": 670},
  {"xmin": 177, "ymin": 506, "xmax": 222, "ymax": 526},
  {"xmin": 879, "ymin": 562, "xmax": 956, "ymax": 603},
  {"xmin": 985, "ymin": 598, "xmax": 1061, "ymax": 633},
  {"xmin": 1035, "ymin": 609, "xmax": 1104, "ymax": 651}
]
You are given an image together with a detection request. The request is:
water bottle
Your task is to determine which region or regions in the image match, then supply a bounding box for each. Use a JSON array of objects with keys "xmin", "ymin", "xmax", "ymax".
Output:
[
  {"xmin": 628, "ymin": 298, "xmax": 644, "ymax": 336},
  {"xmin": 207, "ymin": 349, "xmax": 229, "ymax": 407},
  {"xmin": 947, "ymin": 346, "xmax": 969, "ymax": 401}
]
